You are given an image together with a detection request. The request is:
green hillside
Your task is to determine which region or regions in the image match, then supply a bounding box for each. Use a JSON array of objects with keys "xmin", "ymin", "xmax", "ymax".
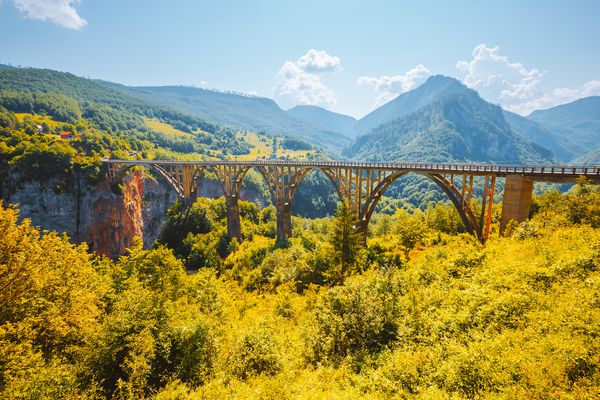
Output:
[
  {"xmin": 355, "ymin": 75, "xmax": 470, "ymax": 135},
  {"xmin": 529, "ymin": 96, "xmax": 600, "ymax": 152},
  {"xmin": 105, "ymin": 84, "xmax": 352, "ymax": 152},
  {"xmin": 347, "ymin": 91, "xmax": 553, "ymax": 164},
  {"xmin": 502, "ymin": 110, "xmax": 579, "ymax": 162},
  {"xmin": 573, "ymin": 146, "xmax": 600, "ymax": 165},
  {"xmin": 2, "ymin": 179, "xmax": 599, "ymax": 399}
]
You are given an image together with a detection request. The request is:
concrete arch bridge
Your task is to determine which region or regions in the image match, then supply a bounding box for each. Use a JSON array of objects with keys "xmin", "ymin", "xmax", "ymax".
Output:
[{"xmin": 105, "ymin": 160, "xmax": 600, "ymax": 244}]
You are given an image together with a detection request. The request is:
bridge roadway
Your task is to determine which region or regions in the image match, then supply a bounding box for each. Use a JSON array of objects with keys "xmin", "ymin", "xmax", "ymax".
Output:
[{"xmin": 104, "ymin": 159, "xmax": 600, "ymax": 244}]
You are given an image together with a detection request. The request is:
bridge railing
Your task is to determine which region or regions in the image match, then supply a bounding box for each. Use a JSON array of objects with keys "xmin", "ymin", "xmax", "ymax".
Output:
[{"xmin": 103, "ymin": 159, "xmax": 600, "ymax": 177}]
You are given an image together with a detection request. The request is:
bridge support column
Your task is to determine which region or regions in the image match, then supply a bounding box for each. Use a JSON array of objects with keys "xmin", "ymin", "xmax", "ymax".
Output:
[
  {"xmin": 500, "ymin": 175, "xmax": 533, "ymax": 233},
  {"xmin": 276, "ymin": 203, "xmax": 292, "ymax": 242},
  {"xmin": 226, "ymin": 195, "xmax": 242, "ymax": 243}
]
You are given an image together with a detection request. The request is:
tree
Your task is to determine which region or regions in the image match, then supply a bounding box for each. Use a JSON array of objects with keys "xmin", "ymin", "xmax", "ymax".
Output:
[{"xmin": 328, "ymin": 200, "xmax": 362, "ymax": 283}]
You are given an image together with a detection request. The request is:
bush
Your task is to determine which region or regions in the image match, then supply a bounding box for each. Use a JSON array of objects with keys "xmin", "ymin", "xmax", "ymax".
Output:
[
  {"xmin": 308, "ymin": 270, "xmax": 403, "ymax": 365},
  {"xmin": 227, "ymin": 326, "xmax": 282, "ymax": 380}
]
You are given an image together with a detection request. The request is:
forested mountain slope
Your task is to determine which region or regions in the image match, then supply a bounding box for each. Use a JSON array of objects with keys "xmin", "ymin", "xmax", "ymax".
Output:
[
  {"xmin": 355, "ymin": 75, "xmax": 470, "ymax": 135},
  {"xmin": 104, "ymin": 84, "xmax": 352, "ymax": 151},
  {"xmin": 502, "ymin": 110, "xmax": 578, "ymax": 162},
  {"xmin": 529, "ymin": 96, "xmax": 600, "ymax": 153},
  {"xmin": 347, "ymin": 89, "xmax": 554, "ymax": 164}
]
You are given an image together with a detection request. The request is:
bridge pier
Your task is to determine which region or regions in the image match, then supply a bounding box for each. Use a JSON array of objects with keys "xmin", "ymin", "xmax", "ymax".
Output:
[
  {"xmin": 226, "ymin": 195, "xmax": 242, "ymax": 243},
  {"xmin": 276, "ymin": 203, "xmax": 293, "ymax": 241},
  {"xmin": 500, "ymin": 174, "xmax": 534, "ymax": 233}
]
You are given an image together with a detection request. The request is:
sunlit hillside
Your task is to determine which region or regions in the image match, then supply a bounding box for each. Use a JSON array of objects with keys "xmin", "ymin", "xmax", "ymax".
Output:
[{"xmin": 1, "ymin": 181, "xmax": 599, "ymax": 399}]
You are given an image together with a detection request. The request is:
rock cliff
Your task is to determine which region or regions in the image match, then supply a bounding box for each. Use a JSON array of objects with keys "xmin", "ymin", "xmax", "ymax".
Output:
[
  {"xmin": 1, "ymin": 171, "xmax": 268, "ymax": 258},
  {"xmin": 2, "ymin": 171, "xmax": 176, "ymax": 258}
]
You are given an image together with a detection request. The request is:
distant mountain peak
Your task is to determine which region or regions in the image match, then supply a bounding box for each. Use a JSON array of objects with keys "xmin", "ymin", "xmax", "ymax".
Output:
[
  {"xmin": 355, "ymin": 74, "xmax": 472, "ymax": 135},
  {"xmin": 423, "ymin": 74, "xmax": 467, "ymax": 87}
]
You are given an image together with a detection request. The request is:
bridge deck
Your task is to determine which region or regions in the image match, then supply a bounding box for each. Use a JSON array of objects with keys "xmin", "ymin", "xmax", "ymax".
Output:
[{"xmin": 104, "ymin": 159, "xmax": 600, "ymax": 182}]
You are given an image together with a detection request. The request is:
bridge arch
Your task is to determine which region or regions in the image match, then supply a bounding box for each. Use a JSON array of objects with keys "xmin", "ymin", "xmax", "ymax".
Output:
[
  {"xmin": 357, "ymin": 171, "xmax": 480, "ymax": 240},
  {"xmin": 110, "ymin": 163, "xmax": 204, "ymax": 200},
  {"xmin": 206, "ymin": 164, "xmax": 350, "ymax": 242}
]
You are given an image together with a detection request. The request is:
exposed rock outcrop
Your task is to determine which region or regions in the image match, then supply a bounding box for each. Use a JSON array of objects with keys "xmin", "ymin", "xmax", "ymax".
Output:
[
  {"xmin": 1, "ymin": 171, "xmax": 268, "ymax": 258},
  {"xmin": 2, "ymin": 171, "xmax": 176, "ymax": 258}
]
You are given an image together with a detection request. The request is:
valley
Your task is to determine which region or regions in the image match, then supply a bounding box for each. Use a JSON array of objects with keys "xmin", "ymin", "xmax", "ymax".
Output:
[{"xmin": 1, "ymin": 63, "xmax": 599, "ymax": 400}]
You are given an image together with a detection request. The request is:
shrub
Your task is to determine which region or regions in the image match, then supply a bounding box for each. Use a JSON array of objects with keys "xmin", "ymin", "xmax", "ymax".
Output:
[
  {"xmin": 307, "ymin": 270, "xmax": 403, "ymax": 365},
  {"xmin": 227, "ymin": 326, "xmax": 282, "ymax": 380}
]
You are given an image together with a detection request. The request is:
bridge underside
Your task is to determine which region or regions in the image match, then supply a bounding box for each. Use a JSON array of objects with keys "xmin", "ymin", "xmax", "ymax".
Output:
[{"xmin": 106, "ymin": 161, "xmax": 600, "ymax": 245}]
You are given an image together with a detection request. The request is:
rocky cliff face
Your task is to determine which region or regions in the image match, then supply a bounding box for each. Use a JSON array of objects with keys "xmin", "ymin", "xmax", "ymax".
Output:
[
  {"xmin": 1, "ymin": 171, "xmax": 268, "ymax": 258},
  {"xmin": 2, "ymin": 171, "xmax": 177, "ymax": 258}
]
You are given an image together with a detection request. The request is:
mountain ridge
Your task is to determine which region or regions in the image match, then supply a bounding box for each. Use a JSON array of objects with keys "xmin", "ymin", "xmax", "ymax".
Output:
[
  {"xmin": 285, "ymin": 105, "xmax": 357, "ymax": 138},
  {"xmin": 528, "ymin": 96, "xmax": 600, "ymax": 153},
  {"xmin": 347, "ymin": 87, "xmax": 554, "ymax": 164}
]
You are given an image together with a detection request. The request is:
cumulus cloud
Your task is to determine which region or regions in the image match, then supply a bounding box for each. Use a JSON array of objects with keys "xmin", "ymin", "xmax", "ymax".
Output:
[
  {"xmin": 296, "ymin": 49, "xmax": 341, "ymax": 73},
  {"xmin": 505, "ymin": 80, "xmax": 600, "ymax": 115},
  {"xmin": 456, "ymin": 43, "xmax": 600, "ymax": 114},
  {"xmin": 357, "ymin": 64, "xmax": 432, "ymax": 107},
  {"xmin": 456, "ymin": 44, "xmax": 544, "ymax": 110},
  {"xmin": 12, "ymin": 0, "xmax": 87, "ymax": 30},
  {"xmin": 273, "ymin": 49, "xmax": 339, "ymax": 109}
]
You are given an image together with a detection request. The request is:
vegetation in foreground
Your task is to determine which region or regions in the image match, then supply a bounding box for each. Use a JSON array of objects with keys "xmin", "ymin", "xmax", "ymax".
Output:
[{"xmin": 1, "ymin": 181, "xmax": 599, "ymax": 399}]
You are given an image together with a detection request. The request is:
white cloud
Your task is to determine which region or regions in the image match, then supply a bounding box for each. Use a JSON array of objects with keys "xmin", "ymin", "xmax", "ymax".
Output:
[
  {"xmin": 505, "ymin": 80, "xmax": 600, "ymax": 115},
  {"xmin": 12, "ymin": 0, "xmax": 87, "ymax": 30},
  {"xmin": 456, "ymin": 44, "xmax": 544, "ymax": 112},
  {"xmin": 357, "ymin": 64, "xmax": 431, "ymax": 107},
  {"xmin": 456, "ymin": 44, "xmax": 600, "ymax": 114},
  {"xmin": 273, "ymin": 49, "xmax": 339, "ymax": 109},
  {"xmin": 297, "ymin": 49, "xmax": 341, "ymax": 73}
]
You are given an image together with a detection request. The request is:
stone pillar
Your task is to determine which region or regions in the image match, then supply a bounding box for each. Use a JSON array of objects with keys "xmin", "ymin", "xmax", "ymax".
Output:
[
  {"xmin": 500, "ymin": 175, "xmax": 534, "ymax": 233},
  {"xmin": 226, "ymin": 195, "xmax": 242, "ymax": 243},
  {"xmin": 276, "ymin": 203, "xmax": 292, "ymax": 241}
]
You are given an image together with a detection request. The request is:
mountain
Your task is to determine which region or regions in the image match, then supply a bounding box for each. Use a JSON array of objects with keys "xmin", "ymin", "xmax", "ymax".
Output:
[
  {"xmin": 106, "ymin": 84, "xmax": 351, "ymax": 152},
  {"xmin": 355, "ymin": 75, "xmax": 470, "ymax": 135},
  {"xmin": 0, "ymin": 67, "xmax": 350, "ymax": 153},
  {"xmin": 529, "ymin": 96, "xmax": 600, "ymax": 153},
  {"xmin": 502, "ymin": 110, "xmax": 579, "ymax": 162},
  {"xmin": 573, "ymin": 146, "xmax": 600, "ymax": 165},
  {"xmin": 347, "ymin": 86, "xmax": 553, "ymax": 164},
  {"xmin": 285, "ymin": 105, "xmax": 357, "ymax": 138}
]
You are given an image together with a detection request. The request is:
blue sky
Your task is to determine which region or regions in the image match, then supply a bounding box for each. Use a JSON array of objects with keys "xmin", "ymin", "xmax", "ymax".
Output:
[{"xmin": 1, "ymin": 0, "xmax": 599, "ymax": 118}]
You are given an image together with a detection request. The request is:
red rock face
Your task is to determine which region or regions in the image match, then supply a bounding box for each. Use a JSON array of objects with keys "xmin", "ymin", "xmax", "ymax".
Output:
[{"xmin": 86, "ymin": 172, "xmax": 144, "ymax": 258}]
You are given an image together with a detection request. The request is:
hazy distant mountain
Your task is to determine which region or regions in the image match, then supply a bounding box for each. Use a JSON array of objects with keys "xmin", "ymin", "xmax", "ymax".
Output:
[
  {"xmin": 573, "ymin": 146, "xmax": 600, "ymax": 165},
  {"xmin": 529, "ymin": 96, "xmax": 600, "ymax": 153},
  {"xmin": 355, "ymin": 75, "xmax": 470, "ymax": 135},
  {"xmin": 107, "ymin": 85, "xmax": 351, "ymax": 152},
  {"xmin": 285, "ymin": 105, "xmax": 357, "ymax": 139},
  {"xmin": 0, "ymin": 64, "xmax": 16, "ymax": 70},
  {"xmin": 347, "ymin": 84, "xmax": 553, "ymax": 164},
  {"xmin": 502, "ymin": 110, "xmax": 579, "ymax": 162}
]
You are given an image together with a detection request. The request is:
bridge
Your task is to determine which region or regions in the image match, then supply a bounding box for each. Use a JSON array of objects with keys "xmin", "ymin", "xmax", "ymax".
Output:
[{"xmin": 105, "ymin": 160, "xmax": 600, "ymax": 244}]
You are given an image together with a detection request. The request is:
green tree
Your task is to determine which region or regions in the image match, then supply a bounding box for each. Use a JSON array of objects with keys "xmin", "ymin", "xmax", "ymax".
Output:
[{"xmin": 328, "ymin": 200, "xmax": 362, "ymax": 283}]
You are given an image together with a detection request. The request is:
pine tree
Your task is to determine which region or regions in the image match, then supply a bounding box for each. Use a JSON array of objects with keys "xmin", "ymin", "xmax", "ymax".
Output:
[{"xmin": 329, "ymin": 200, "xmax": 362, "ymax": 282}]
